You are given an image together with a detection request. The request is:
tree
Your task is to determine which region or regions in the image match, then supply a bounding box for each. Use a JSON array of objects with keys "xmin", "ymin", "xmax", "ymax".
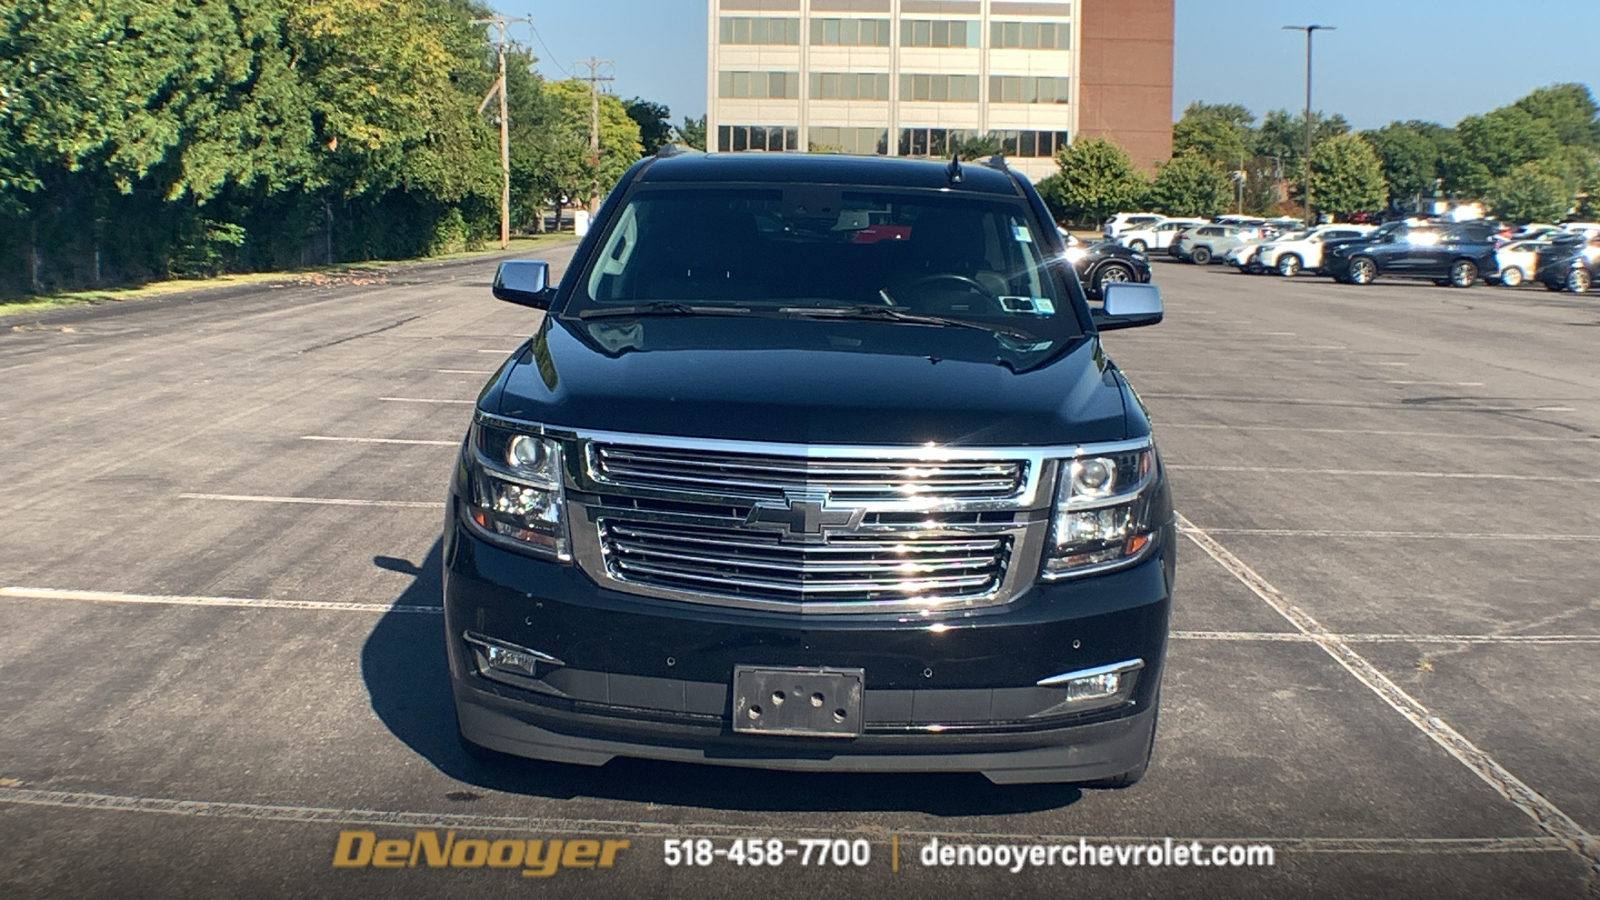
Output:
[
  {"xmin": 1145, "ymin": 154, "xmax": 1231, "ymax": 217},
  {"xmin": 1362, "ymin": 122, "xmax": 1441, "ymax": 207},
  {"xmin": 1038, "ymin": 138, "xmax": 1148, "ymax": 226},
  {"xmin": 1487, "ymin": 163, "xmax": 1572, "ymax": 224},
  {"xmin": 953, "ymin": 132, "xmax": 1003, "ymax": 160},
  {"xmin": 1173, "ymin": 102, "xmax": 1254, "ymax": 171},
  {"xmin": 1514, "ymin": 83, "xmax": 1600, "ymax": 150},
  {"xmin": 1255, "ymin": 109, "xmax": 1350, "ymax": 168},
  {"xmin": 1306, "ymin": 134, "xmax": 1386, "ymax": 218},
  {"xmin": 537, "ymin": 79, "xmax": 642, "ymax": 220},
  {"xmin": 675, "ymin": 116, "xmax": 706, "ymax": 151},
  {"xmin": 626, "ymin": 98, "xmax": 673, "ymax": 154},
  {"xmin": 1456, "ymin": 106, "xmax": 1561, "ymax": 177}
]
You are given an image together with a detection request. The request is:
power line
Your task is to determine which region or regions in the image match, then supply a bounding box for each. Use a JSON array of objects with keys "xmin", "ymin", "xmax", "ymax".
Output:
[
  {"xmin": 528, "ymin": 24, "xmax": 570, "ymax": 77},
  {"xmin": 575, "ymin": 57, "xmax": 615, "ymax": 216},
  {"xmin": 473, "ymin": 13, "xmax": 534, "ymax": 249}
]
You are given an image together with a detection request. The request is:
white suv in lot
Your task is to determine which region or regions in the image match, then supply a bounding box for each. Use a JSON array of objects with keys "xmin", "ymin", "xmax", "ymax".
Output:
[
  {"xmin": 1172, "ymin": 224, "xmax": 1262, "ymax": 265},
  {"xmin": 1102, "ymin": 212, "xmax": 1163, "ymax": 240},
  {"xmin": 1118, "ymin": 218, "xmax": 1205, "ymax": 253},
  {"xmin": 1248, "ymin": 225, "xmax": 1377, "ymax": 277}
]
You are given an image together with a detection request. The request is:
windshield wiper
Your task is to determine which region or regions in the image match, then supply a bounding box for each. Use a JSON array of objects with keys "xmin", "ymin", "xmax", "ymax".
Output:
[
  {"xmin": 780, "ymin": 305, "xmax": 1039, "ymax": 341},
  {"xmin": 576, "ymin": 302, "xmax": 752, "ymax": 320}
]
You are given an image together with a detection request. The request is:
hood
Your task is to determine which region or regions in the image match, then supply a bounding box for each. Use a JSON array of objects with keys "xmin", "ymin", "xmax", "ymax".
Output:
[{"xmin": 487, "ymin": 316, "xmax": 1133, "ymax": 447}]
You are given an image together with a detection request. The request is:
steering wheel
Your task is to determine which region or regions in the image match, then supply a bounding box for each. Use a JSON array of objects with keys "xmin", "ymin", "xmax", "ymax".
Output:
[{"xmin": 902, "ymin": 273, "xmax": 998, "ymax": 307}]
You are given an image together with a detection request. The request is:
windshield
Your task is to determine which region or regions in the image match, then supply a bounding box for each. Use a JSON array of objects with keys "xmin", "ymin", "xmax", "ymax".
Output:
[{"xmin": 564, "ymin": 187, "xmax": 1082, "ymax": 341}]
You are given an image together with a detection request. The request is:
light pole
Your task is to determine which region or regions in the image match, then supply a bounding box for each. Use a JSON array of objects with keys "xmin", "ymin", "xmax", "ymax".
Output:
[{"xmin": 1283, "ymin": 24, "xmax": 1334, "ymax": 225}]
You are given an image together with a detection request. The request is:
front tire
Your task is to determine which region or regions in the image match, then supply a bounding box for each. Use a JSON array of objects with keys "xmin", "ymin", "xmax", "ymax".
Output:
[
  {"xmin": 1348, "ymin": 257, "xmax": 1377, "ymax": 285},
  {"xmin": 1449, "ymin": 259, "xmax": 1478, "ymax": 288},
  {"xmin": 1277, "ymin": 254, "xmax": 1303, "ymax": 277},
  {"xmin": 1094, "ymin": 262, "xmax": 1134, "ymax": 295},
  {"xmin": 1498, "ymin": 266, "xmax": 1523, "ymax": 287},
  {"xmin": 1128, "ymin": 239, "xmax": 1148, "ymax": 253},
  {"xmin": 1189, "ymin": 246, "xmax": 1212, "ymax": 265}
]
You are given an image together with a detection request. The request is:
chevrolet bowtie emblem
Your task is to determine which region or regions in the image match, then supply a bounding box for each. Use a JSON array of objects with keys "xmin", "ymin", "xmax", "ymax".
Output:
[{"xmin": 745, "ymin": 493, "xmax": 865, "ymax": 541}]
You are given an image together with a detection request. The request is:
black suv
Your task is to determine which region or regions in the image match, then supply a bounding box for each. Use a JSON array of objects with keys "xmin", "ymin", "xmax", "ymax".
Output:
[
  {"xmin": 1534, "ymin": 234, "xmax": 1597, "ymax": 293},
  {"xmin": 1324, "ymin": 220, "xmax": 1500, "ymax": 287},
  {"xmin": 445, "ymin": 151, "xmax": 1175, "ymax": 786}
]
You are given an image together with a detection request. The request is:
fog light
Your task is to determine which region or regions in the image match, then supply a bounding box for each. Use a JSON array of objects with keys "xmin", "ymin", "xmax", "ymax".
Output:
[
  {"xmin": 463, "ymin": 631, "xmax": 564, "ymax": 679},
  {"xmin": 1036, "ymin": 658, "xmax": 1144, "ymax": 705}
]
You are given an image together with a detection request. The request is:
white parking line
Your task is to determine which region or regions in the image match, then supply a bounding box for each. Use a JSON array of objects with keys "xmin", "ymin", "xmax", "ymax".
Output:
[
  {"xmin": 436, "ymin": 369, "xmax": 496, "ymax": 375},
  {"xmin": 1199, "ymin": 528, "xmax": 1600, "ymax": 542},
  {"xmin": 1386, "ymin": 381, "xmax": 1484, "ymax": 386},
  {"xmin": 1175, "ymin": 513, "xmax": 1600, "ymax": 874},
  {"xmin": 1169, "ymin": 465, "xmax": 1600, "ymax": 484},
  {"xmin": 0, "ymin": 587, "xmax": 438, "ymax": 614},
  {"xmin": 301, "ymin": 436, "xmax": 456, "ymax": 446},
  {"xmin": 0, "ymin": 784, "xmax": 1570, "ymax": 853},
  {"xmin": 1172, "ymin": 630, "xmax": 1600, "ymax": 645},
  {"xmin": 1144, "ymin": 394, "xmax": 1561, "ymax": 412},
  {"xmin": 1158, "ymin": 424, "xmax": 1595, "ymax": 442},
  {"xmin": 178, "ymin": 493, "xmax": 437, "ymax": 508},
  {"xmin": 379, "ymin": 396, "xmax": 474, "ymax": 405}
]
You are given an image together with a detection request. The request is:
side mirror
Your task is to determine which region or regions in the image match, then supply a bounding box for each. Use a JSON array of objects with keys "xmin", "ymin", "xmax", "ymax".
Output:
[
  {"xmin": 493, "ymin": 260, "xmax": 554, "ymax": 309},
  {"xmin": 1093, "ymin": 282, "xmax": 1163, "ymax": 331}
]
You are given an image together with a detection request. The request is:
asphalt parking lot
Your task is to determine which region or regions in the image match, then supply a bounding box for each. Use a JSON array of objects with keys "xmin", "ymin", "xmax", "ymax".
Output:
[{"xmin": 1, "ymin": 249, "xmax": 1598, "ymax": 900}]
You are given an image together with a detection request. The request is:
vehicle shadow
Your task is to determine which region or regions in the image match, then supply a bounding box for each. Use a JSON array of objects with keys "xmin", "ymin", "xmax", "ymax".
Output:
[{"xmin": 361, "ymin": 537, "xmax": 1084, "ymax": 817}]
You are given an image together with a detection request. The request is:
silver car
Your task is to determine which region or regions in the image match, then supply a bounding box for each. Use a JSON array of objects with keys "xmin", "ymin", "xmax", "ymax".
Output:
[{"xmin": 1173, "ymin": 224, "xmax": 1263, "ymax": 265}]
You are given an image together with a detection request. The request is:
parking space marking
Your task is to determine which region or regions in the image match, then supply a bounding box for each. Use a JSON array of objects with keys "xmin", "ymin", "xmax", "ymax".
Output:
[
  {"xmin": 0, "ymin": 586, "xmax": 438, "ymax": 614},
  {"xmin": 178, "ymin": 493, "xmax": 437, "ymax": 508},
  {"xmin": 1172, "ymin": 631, "xmax": 1600, "ymax": 645},
  {"xmin": 378, "ymin": 396, "xmax": 475, "ymax": 405},
  {"xmin": 1386, "ymin": 381, "xmax": 1485, "ymax": 386},
  {"xmin": 436, "ymin": 369, "xmax": 496, "ymax": 375},
  {"xmin": 300, "ymin": 436, "xmax": 456, "ymax": 446},
  {"xmin": 1170, "ymin": 465, "xmax": 1600, "ymax": 484},
  {"xmin": 1200, "ymin": 528, "xmax": 1600, "ymax": 542},
  {"xmin": 1176, "ymin": 513, "xmax": 1600, "ymax": 877},
  {"xmin": 0, "ymin": 784, "xmax": 1570, "ymax": 854},
  {"xmin": 1144, "ymin": 393, "xmax": 1570, "ymax": 412},
  {"xmin": 1160, "ymin": 424, "xmax": 1596, "ymax": 442}
]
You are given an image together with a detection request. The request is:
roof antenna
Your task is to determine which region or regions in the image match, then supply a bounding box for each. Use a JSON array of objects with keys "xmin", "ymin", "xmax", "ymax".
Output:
[{"xmin": 946, "ymin": 151, "xmax": 963, "ymax": 184}]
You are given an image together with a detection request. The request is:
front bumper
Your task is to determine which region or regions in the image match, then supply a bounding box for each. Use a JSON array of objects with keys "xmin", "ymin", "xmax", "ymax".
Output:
[{"xmin": 443, "ymin": 512, "xmax": 1175, "ymax": 784}]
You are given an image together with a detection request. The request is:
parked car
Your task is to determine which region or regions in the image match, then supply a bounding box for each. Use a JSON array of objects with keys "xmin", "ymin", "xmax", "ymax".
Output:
[
  {"xmin": 1534, "ymin": 235, "xmax": 1600, "ymax": 293},
  {"xmin": 453, "ymin": 150, "xmax": 1176, "ymax": 787},
  {"xmin": 1324, "ymin": 223, "xmax": 1499, "ymax": 287},
  {"xmin": 1247, "ymin": 225, "xmax": 1377, "ymax": 277},
  {"xmin": 1102, "ymin": 212, "xmax": 1164, "ymax": 240},
  {"xmin": 1172, "ymin": 224, "xmax": 1262, "ymax": 265},
  {"xmin": 1069, "ymin": 238, "xmax": 1153, "ymax": 297},
  {"xmin": 1493, "ymin": 240, "xmax": 1550, "ymax": 287},
  {"xmin": 1117, "ymin": 218, "xmax": 1204, "ymax": 253}
]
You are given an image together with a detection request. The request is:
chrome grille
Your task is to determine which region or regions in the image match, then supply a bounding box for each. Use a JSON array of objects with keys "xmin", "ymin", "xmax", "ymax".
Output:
[
  {"xmin": 590, "ymin": 444, "xmax": 1026, "ymax": 502},
  {"xmin": 599, "ymin": 520, "xmax": 1010, "ymax": 605}
]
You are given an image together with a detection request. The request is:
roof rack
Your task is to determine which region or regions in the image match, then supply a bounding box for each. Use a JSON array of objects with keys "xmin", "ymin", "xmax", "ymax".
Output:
[
  {"xmin": 982, "ymin": 154, "xmax": 1009, "ymax": 171},
  {"xmin": 654, "ymin": 143, "xmax": 688, "ymax": 158}
]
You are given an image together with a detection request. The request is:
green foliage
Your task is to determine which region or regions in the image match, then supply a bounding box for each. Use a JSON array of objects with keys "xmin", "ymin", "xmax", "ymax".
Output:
[
  {"xmin": 1514, "ymin": 84, "xmax": 1600, "ymax": 149},
  {"xmin": 1487, "ymin": 163, "xmax": 1572, "ymax": 224},
  {"xmin": 1361, "ymin": 122, "xmax": 1441, "ymax": 204},
  {"xmin": 1255, "ymin": 110, "xmax": 1350, "ymax": 167},
  {"xmin": 675, "ymin": 116, "xmax": 707, "ymax": 151},
  {"xmin": 1173, "ymin": 102, "xmax": 1254, "ymax": 170},
  {"xmin": 1457, "ymin": 106, "xmax": 1561, "ymax": 177},
  {"xmin": 953, "ymin": 133, "xmax": 1003, "ymax": 161},
  {"xmin": 1040, "ymin": 138, "xmax": 1149, "ymax": 226},
  {"xmin": 626, "ymin": 98, "xmax": 673, "ymax": 154},
  {"xmin": 1145, "ymin": 154, "xmax": 1232, "ymax": 217},
  {"xmin": 1306, "ymin": 134, "xmax": 1386, "ymax": 217}
]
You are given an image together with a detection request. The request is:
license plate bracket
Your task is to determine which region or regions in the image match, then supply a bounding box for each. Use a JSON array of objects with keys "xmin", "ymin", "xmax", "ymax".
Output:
[{"xmin": 731, "ymin": 666, "xmax": 864, "ymax": 738}]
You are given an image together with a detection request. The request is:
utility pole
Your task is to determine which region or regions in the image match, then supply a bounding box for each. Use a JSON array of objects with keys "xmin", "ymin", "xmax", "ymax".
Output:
[
  {"xmin": 574, "ymin": 57, "xmax": 614, "ymax": 216},
  {"xmin": 1283, "ymin": 24, "xmax": 1334, "ymax": 225},
  {"xmin": 474, "ymin": 14, "xmax": 532, "ymax": 249}
]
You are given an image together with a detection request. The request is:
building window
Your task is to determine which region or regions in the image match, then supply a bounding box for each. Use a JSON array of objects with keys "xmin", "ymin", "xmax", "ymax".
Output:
[
  {"xmin": 897, "ymin": 128, "xmax": 979, "ymax": 157},
  {"xmin": 898, "ymin": 73, "xmax": 980, "ymax": 102},
  {"xmin": 990, "ymin": 21, "xmax": 1071, "ymax": 49},
  {"xmin": 808, "ymin": 127, "xmax": 889, "ymax": 156},
  {"xmin": 900, "ymin": 19, "xmax": 980, "ymax": 48},
  {"xmin": 718, "ymin": 71, "xmax": 801, "ymax": 100},
  {"xmin": 898, "ymin": 129, "xmax": 1069, "ymax": 158},
  {"xmin": 988, "ymin": 75, "xmax": 1071, "ymax": 103},
  {"xmin": 718, "ymin": 17, "xmax": 801, "ymax": 45},
  {"xmin": 809, "ymin": 18, "xmax": 891, "ymax": 46},
  {"xmin": 718, "ymin": 125, "xmax": 801, "ymax": 152},
  {"xmin": 809, "ymin": 72, "xmax": 891, "ymax": 101}
]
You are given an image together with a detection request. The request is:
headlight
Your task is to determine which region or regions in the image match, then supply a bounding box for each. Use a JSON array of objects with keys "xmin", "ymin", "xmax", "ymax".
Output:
[
  {"xmin": 459, "ymin": 418, "xmax": 570, "ymax": 561},
  {"xmin": 1041, "ymin": 444, "xmax": 1160, "ymax": 579}
]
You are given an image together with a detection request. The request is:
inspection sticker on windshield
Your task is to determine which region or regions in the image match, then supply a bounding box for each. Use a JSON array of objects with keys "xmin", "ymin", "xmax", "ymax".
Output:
[
  {"xmin": 1012, "ymin": 225, "xmax": 1033, "ymax": 243},
  {"xmin": 1000, "ymin": 295, "xmax": 1054, "ymax": 314}
]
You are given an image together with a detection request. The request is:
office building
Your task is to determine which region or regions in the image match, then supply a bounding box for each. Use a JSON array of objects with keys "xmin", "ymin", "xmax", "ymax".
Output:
[{"xmin": 705, "ymin": 0, "xmax": 1174, "ymax": 181}]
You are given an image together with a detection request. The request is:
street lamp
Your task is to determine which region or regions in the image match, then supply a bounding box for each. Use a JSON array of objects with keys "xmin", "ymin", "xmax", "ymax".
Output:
[{"xmin": 1283, "ymin": 24, "xmax": 1334, "ymax": 225}]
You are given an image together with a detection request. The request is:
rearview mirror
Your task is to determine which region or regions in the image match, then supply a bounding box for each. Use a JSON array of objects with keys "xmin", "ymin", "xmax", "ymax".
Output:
[
  {"xmin": 493, "ymin": 260, "xmax": 554, "ymax": 309},
  {"xmin": 1093, "ymin": 282, "xmax": 1163, "ymax": 331}
]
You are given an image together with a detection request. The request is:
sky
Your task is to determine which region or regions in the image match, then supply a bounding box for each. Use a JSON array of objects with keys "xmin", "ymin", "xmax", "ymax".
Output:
[{"xmin": 493, "ymin": 0, "xmax": 1600, "ymax": 131}]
